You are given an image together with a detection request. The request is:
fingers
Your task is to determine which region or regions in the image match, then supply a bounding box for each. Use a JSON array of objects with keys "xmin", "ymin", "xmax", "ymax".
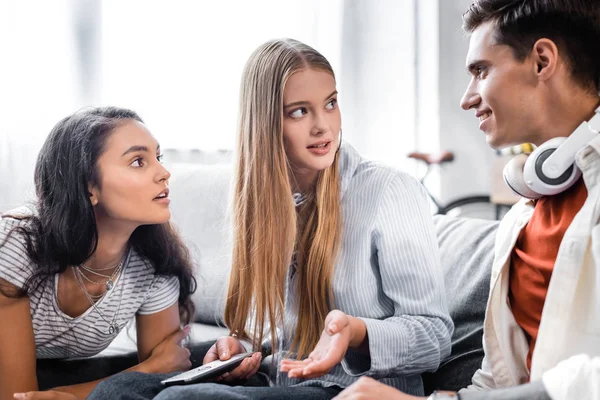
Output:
[
  {"xmin": 334, "ymin": 377, "xmax": 395, "ymax": 400},
  {"xmin": 286, "ymin": 366, "xmax": 308, "ymax": 378},
  {"xmin": 280, "ymin": 358, "xmax": 319, "ymax": 378},
  {"xmin": 332, "ymin": 376, "xmax": 366, "ymax": 399},
  {"xmin": 240, "ymin": 352, "xmax": 262, "ymax": 380},
  {"xmin": 14, "ymin": 392, "xmax": 47, "ymax": 399},
  {"xmin": 214, "ymin": 371, "xmax": 229, "ymax": 381},
  {"xmin": 327, "ymin": 321, "xmax": 341, "ymax": 335},
  {"xmin": 215, "ymin": 337, "xmax": 233, "ymax": 360},
  {"xmin": 203, "ymin": 348, "xmax": 260, "ymax": 382},
  {"xmin": 279, "ymin": 359, "xmax": 311, "ymax": 372},
  {"xmin": 179, "ymin": 347, "xmax": 192, "ymax": 371},
  {"xmin": 281, "ymin": 356, "xmax": 333, "ymax": 379},
  {"xmin": 326, "ymin": 310, "xmax": 349, "ymax": 335},
  {"xmin": 288, "ymin": 366, "xmax": 327, "ymax": 379},
  {"xmin": 223, "ymin": 352, "xmax": 261, "ymax": 382},
  {"xmin": 224, "ymin": 354, "xmax": 254, "ymax": 380},
  {"xmin": 215, "ymin": 336, "xmax": 244, "ymax": 361},
  {"xmin": 297, "ymin": 357, "xmax": 335, "ymax": 378},
  {"xmin": 203, "ymin": 336, "xmax": 240, "ymax": 364},
  {"xmin": 13, "ymin": 391, "xmax": 76, "ymax": 400},
  {"xmin": 203, "ymin": 343, "xmax": 220, "ymax": 364},
  {"xmin": 168, "ymin": 325, "xmax": 191, "ymax": 345}
]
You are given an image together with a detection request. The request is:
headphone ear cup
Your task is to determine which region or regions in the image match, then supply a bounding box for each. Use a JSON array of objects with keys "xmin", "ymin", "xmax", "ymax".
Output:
[
  {"xmin": 523, "ymin": 137, "xmax": 581, "ymax": 196},
  {"xmin": 503, "ymin": 153, "xmax": 543, "ymax": 199}
]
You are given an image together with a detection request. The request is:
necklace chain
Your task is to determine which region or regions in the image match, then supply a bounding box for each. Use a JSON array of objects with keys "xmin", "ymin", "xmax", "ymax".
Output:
[
  {"xmin": 76, "ymin": 262, "xmax": 123, "ymax": 291},
  {"xmin": 73, "ymin": 268, "xmax": 105, "ymax": 300},
  {"xmin": 79, "ymin": 261, "xmax": 122, "ymax": 277},
  {"xmin": 55, "ymin": 250, "xmax": 128, "ymax": 337},
  {"xmin": 73, "ymin": 263, "xmax": 124, "ymax": 335}
]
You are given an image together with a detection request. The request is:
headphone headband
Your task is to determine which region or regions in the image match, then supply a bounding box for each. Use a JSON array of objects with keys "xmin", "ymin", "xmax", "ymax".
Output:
[
  {"xmin": 541, "ymin": 106, "xmax": 600, "ymax": 179},
  {"xmin": 503, "ymin": 105, "xmax": 600, "ymax": 199}
]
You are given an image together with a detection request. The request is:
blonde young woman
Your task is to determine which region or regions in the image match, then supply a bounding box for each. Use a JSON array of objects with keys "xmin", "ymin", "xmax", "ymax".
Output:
[{"xmin": 89, "ymin": 39, "xmax": 453, "ymax": 400}]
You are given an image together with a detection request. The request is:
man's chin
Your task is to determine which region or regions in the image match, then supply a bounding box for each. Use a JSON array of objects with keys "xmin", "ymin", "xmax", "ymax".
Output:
[
  {"xmin": 484, "ymin": 132, "xmax": 511, "ymax": 150},
  {"xmin": 484, "ymin": 133, "xmax": 499, "ymax": 149}
]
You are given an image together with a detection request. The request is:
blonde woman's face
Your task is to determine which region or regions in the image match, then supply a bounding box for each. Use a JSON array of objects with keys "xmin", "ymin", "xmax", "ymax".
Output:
[{"xmin": 282, "ymin": 68, "xmax": 341, "ymax": 189}]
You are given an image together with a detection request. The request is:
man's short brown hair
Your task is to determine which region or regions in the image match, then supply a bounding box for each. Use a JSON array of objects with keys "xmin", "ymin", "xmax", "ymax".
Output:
[{"xmin": 463, "ymin": 0, "xmax": 600, "ymax": 94}]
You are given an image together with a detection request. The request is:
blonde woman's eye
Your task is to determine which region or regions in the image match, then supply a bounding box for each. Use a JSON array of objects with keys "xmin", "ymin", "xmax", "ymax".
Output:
[
  {"xmin": 326, "ymin": 99, "xmax": 337, "ymax": 110},
  {"xmin": 290, "ymin": 108, "xmax": 307, "ymax": 118},
  {"xmin": 157, "ymin": 154, "xmax": 164, "ymax": 163},
  {"xmin": 130, "ymin": 158, "xmax": 144, "ymax": 167}
]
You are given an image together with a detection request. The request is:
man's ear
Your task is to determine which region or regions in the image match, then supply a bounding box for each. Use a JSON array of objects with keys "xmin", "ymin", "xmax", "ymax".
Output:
[
  {"xmin": 531, "ymin": 38, "xmax": 559, "ymax": 81},
  {"xmin": 88, "ymin": 185, "xmax": 99, "ymax": 207}
]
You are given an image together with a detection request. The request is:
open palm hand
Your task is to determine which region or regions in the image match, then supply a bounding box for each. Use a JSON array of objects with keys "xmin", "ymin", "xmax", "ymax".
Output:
[{"xmin": 280, "ymin": 309, "xmax": 351, "ymax": 379}]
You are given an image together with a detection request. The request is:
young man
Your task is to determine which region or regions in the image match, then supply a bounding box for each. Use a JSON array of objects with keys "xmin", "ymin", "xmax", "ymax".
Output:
[{"xmin": 334, "ymin": 1, "xmax": 600, "ymax": 400}]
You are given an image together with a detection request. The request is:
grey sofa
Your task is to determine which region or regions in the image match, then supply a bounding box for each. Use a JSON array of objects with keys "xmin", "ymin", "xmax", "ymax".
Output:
[{"xmin": 37, "ymin": 163, "xmax": 498, "ymax": 394}]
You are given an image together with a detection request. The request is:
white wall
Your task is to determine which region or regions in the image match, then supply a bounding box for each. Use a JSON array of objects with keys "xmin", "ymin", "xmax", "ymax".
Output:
[
  {"xmin": 0, "ymin": 0, "xmax": 497, "ymax": 211},
  {"xmin": 0, "ymin": 1, "xmax": 83, "ymax": 211},
  {"xmin": 340, "ymin": 0, "xmax": 498, "ymax": 203},
  {"xmin": 339, "ymin": 0, "xmax": 417, "ymax": 172},
  {"xmin": 438, "ymin": 0, "xmax": 497, "ymax": 203}
]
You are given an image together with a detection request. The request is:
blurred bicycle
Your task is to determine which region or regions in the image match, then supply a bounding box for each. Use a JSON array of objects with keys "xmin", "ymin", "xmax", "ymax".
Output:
[{"xmin": 409, "ymin": 151, "xmax": 507, "ymax": 220}]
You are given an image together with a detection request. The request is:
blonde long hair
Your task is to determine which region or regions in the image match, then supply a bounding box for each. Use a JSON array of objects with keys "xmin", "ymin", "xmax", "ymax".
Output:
[{"xmin": 224, "ymin": 39, "xmax": 342, "ymax": 358}]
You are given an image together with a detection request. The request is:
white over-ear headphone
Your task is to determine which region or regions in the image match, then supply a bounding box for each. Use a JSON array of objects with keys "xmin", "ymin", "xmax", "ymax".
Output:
[{"xmin": 503, "ymin": 106, "xmax": 600, "ymax": 199}]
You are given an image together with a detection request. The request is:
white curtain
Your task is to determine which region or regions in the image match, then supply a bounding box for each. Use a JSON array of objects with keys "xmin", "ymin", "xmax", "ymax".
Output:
[
  {"xmin": 0, "ymin": 0, "xmax": 83, "ymax": 211},
  {"xmin": 1, "ymin": 0, "xmax": 424, "ymax": 211},
  {"xmin": 338, "ymin": 0, "xmax": 419, "ymax": 171},
  {"xmin": 100, "ymin": 0, "xmax": 344, "ymax": 151}
]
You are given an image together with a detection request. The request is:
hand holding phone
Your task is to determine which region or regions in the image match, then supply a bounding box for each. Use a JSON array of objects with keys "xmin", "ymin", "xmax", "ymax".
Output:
[
  {"xmin": 161, "ymin": 352, "xmax": 254, "ymax": 386},
  {"xmin": 201, "ymin": 336, "xmax": 262, "ymax": 383}
]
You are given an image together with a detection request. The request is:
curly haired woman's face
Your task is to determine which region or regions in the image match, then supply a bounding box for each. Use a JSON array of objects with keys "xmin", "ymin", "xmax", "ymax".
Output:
[
  {"xmin": 89, "ymin": 120, "xmax": 172, "ymax": 226},
  {"xmin": 282, "ymin": 68, "xmax": 341, "ymax": 188}
]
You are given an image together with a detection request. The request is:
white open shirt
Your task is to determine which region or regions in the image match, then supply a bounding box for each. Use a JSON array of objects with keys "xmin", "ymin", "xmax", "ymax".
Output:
[{"xmin": 462, "ymin": 136, "xmax": 600, "ymax": 400}]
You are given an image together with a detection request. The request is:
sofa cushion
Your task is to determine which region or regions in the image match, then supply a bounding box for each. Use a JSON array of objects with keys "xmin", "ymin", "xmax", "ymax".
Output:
[
  {"xmin": 97, "ymin": 321, "xmax": 228, "ymax": 357},
  {"xmin": 422, "ymin": 215, "xmax": 498, "ymax": 393},
  {"xmin": 168, "ymin": 163, "xmax": 233, "ymax": 325}
]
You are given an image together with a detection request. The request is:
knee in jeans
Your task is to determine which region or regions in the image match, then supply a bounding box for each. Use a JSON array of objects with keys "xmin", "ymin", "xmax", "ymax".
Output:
[
  {"xmin": 157, "ymin": 382, "xmax": 230, "ymax": 399},
  {"xmin": 96, "ymin": 371, "xmax": 147, "ymax": 392}
]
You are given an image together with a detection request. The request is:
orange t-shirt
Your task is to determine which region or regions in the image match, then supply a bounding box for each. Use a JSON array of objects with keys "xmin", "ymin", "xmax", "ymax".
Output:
[{"xmin": 509, "ymin": 178, "xmax": 588, "ymax": 372}]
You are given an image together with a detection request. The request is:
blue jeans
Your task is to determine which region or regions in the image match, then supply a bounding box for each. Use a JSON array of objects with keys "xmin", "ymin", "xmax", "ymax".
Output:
[{"xmin": 89, "ymin": 371, "xmax": 342, "ymax": 400}]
